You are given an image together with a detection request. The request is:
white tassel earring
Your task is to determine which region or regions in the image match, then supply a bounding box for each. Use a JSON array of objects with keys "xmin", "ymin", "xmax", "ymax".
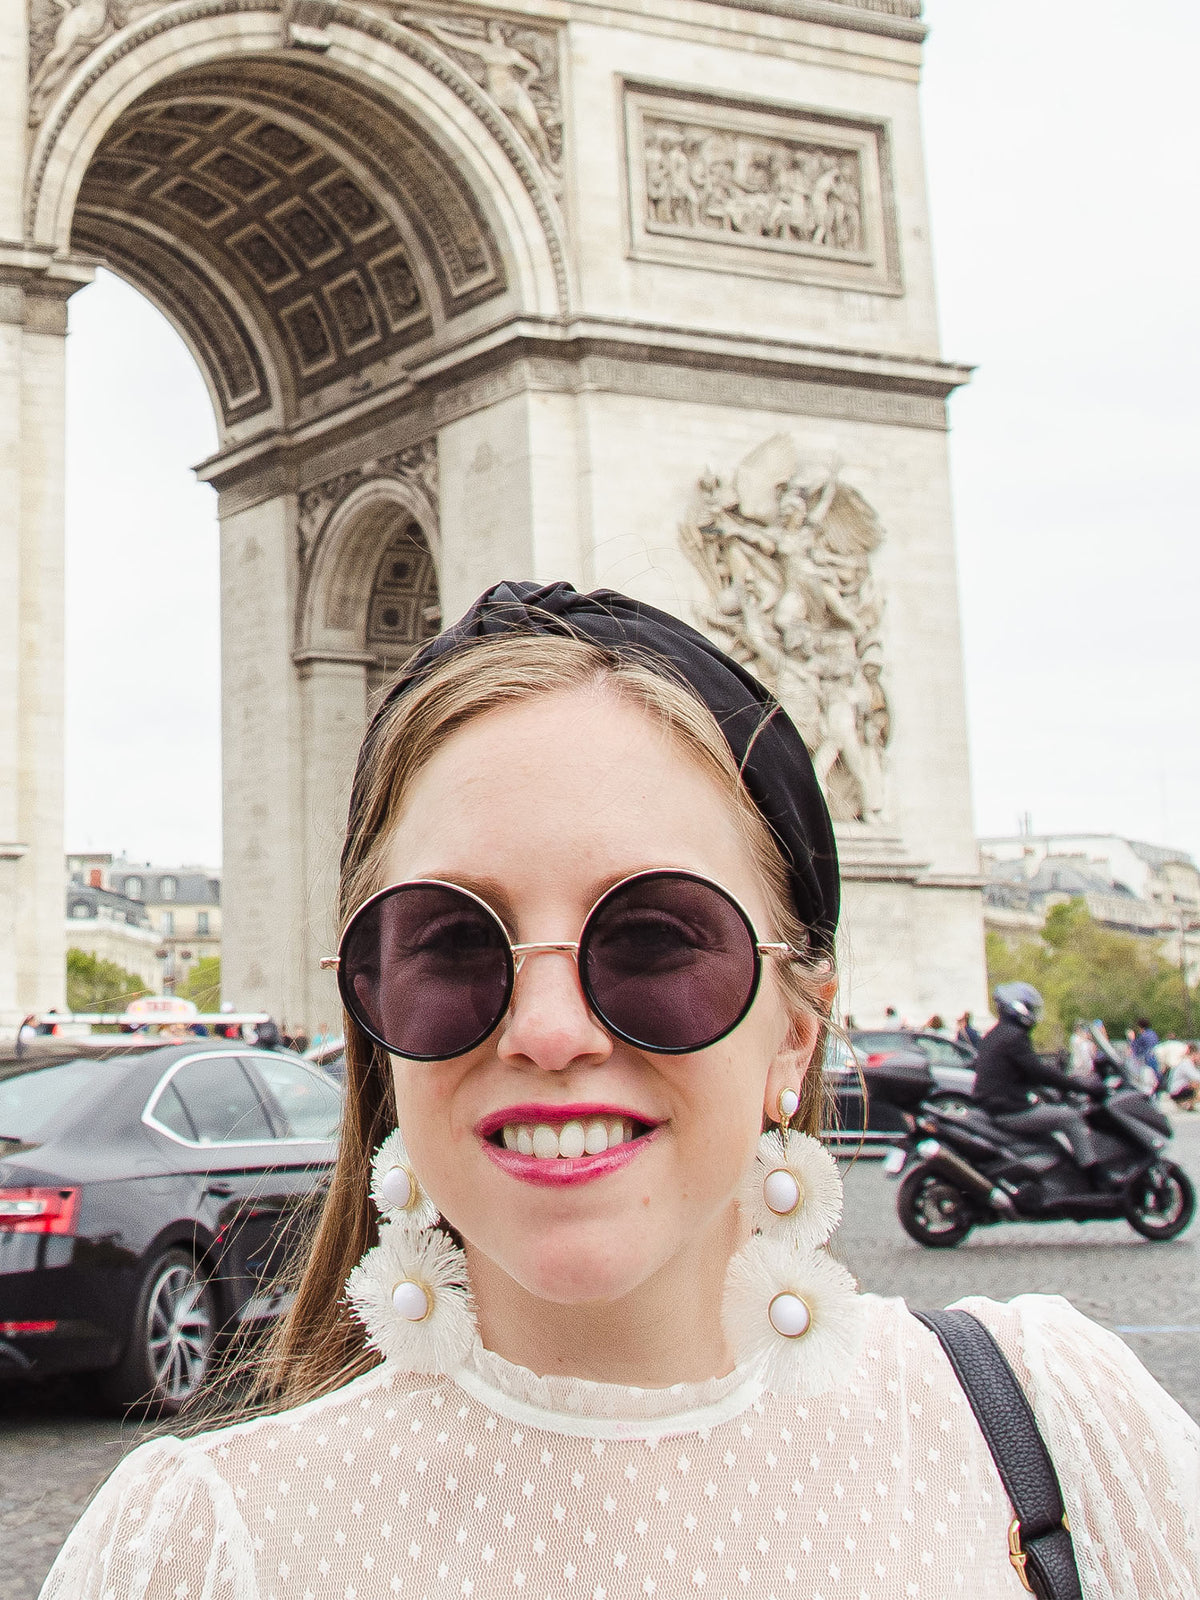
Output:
[
  {"xmin": 722, "ymin": 1084, "xmax": 865, "ymax": 1398},
  {"xmin": 739, "ymin": 1127, "xmax": 844, "ymax": 1251},
  {"xmin": 370, "ymin": 1128, "xmax": 439, "ymax": 1230},
  {"xmin": 345, "ymin": 1129, "xmax": 477, "ymax": 1376}
]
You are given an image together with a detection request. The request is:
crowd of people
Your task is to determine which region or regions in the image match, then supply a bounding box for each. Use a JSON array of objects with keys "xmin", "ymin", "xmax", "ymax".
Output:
[{"xmin": 1065, "ymin": 1015, "xmax": 1200, "ymax": 1109}]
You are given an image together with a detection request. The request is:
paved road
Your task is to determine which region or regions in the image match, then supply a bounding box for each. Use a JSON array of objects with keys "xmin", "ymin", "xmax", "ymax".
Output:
[
  {"xmin": 2, "ymin": 1114, "xmax": 1197, "ymax": 1600},
  {"xmin": 836, "ymin": 1108, "xmax": 1200, "ymax": 1423}
]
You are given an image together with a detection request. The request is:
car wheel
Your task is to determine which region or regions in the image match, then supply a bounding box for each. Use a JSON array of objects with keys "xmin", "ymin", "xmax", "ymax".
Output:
[
  {"xmin": 99, "ymin": 1247, "xmax": 217, "ymax": 1415},
  {"xmin": 1124, "ymin": 1162, "xmax": 1196, "ymax": 1242},
  {"xmin": 896, "ymin": 1165, "xmax": 976, "ymax": 1248}
]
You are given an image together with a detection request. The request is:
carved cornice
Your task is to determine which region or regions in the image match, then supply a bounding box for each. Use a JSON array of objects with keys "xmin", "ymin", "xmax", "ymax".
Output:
[
  {"xmin": 196, "ymin": 318, "xmax": 968, "ymax": 501},
  {"xmin": 0, "ymin": 242, "xmax": 95, "ymax": 327},
  {"xmin": 0, "ymin": 242, "xmax": 95, "ymax": 292},
  {"xmin": 689, "ymin": 0, "xmax": 924, "ymax": 41}
]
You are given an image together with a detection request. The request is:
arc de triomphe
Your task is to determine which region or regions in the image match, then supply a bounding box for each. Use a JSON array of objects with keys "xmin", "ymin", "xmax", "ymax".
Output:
[{"xmin": 1, "ymin": 0, "xmax": 986, "ymax": 1030}]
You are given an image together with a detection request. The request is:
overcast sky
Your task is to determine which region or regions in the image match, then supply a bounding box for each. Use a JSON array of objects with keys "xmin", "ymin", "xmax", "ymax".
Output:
[{"xmin": 64, "ymin": 0, "xmax": 1200, "ymax": 869}]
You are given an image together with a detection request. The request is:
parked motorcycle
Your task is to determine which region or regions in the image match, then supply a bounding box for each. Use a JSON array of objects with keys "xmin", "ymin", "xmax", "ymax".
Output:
[{"xmin": 877, "ymin": 1054, "xmax": 1195, "ymax": 1248}]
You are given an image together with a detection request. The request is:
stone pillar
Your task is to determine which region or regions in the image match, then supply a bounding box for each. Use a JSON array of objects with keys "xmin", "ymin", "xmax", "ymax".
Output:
[
  {"xmin": 295, "ymin": 651, "xmax": 369, "ymax": 1033},
  {"xmin": 218, "ymin": 489, "xmax": 309, "ymax": 1028},
  {"xmin": 17, "ymin": 283, "xmax": 69, "ymax": 1012},
  {"xmin": 437, "ymin": 392, "xmax": 584, "ymax": 619},
  {"xmin": 0, "ymin": 252, "xmax": 91, "ymax": 1024},
  {"xmin": 0, "ymin": 282, "xmax": 25, "ymax": 1020}
]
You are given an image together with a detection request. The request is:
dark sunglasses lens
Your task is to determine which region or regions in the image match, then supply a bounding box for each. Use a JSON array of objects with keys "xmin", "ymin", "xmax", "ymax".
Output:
[
  {"xmin": 581, "ymin": 875, "xmax": 759, "ymax": 1051},
  {"xmin": 340, "ymin": 884, "xmax": 511, "ymax": 1058}
]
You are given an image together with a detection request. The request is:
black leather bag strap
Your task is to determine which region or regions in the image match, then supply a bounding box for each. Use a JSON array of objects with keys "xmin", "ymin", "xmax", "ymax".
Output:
[{"xmin": 912, "ymin": 1308, "xmax": 1082, "ymax": 1600}]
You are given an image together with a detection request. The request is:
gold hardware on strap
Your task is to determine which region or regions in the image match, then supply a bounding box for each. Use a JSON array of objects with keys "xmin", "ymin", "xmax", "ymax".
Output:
[
  {"xmin": 1008, "ymin": 1514, "xmax": 1070, "ymax": 1591},
  {"xmin": 1008, "ymin": 1519, "xmax": 1035, "ymax": 1592}
]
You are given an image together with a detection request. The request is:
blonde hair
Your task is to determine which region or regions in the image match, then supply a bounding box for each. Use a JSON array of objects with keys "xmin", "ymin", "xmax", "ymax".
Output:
[{"xmin": 256, "ymin": 633, "xmax": 835, "ymax": 1409}]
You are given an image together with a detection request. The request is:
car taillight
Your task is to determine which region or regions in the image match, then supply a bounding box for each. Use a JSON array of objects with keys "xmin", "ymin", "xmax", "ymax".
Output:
[
  {"xmin": 0, "ymin": 1187, "xmax": 80, "ymax": 1234},
  {"xmin": 864, "ymin": 1053, "xmax": 889, "ymax": 1068},
  {"xmin": 0, "ymin": 1320, "xmax": 56, "ymax": 1334}
]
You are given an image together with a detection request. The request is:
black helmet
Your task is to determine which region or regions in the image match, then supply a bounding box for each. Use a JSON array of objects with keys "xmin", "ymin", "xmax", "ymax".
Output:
[{"xmin": 993, "ymin": 981, "xmax": 1043, "ymax": 1029}]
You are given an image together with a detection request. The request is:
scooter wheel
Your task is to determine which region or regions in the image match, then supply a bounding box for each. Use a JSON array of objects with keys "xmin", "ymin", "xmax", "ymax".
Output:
[
  {"xmin": 1124, "ymin": 1161, "xmax": 1195, "ymax": 1242},
  {"xmin": 897, "ymin": 1164, "xmax": 977, "ymax": 1248}
]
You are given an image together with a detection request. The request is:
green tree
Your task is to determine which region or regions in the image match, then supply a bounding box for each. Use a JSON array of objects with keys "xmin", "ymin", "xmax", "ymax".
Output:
[
  {"xmin": 66, "ymin": 948, "xmax": 152, "ymax": 1013},
  {"xmin": 176, "ymin": 956, "xmax": 221, "ymax": 1013},
  {"xmin": 985, "ymin": 899, "xmax": 1197, "ymax": 1050}
]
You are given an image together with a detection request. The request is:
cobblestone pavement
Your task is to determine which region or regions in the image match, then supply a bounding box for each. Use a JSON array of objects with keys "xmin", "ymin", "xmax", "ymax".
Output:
[{"xmin": 3, "ymin": 1115, "xmax": 1197, "ymax": 1600}]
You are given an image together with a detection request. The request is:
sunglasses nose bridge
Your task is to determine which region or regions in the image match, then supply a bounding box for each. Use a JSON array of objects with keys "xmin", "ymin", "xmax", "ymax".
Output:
[{"xmin": 511, "ymin": 941, "xmax": 581, "ymax": 976}]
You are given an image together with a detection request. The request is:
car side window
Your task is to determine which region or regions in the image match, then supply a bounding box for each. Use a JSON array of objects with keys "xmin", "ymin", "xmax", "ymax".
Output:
[
  {"xmin": 151, "ymin": 1080, "xmax": 199, "ymax": 1141},
  {"xmin": 920, "ymin": 1037, "xmax": 970, "ymax": 1066},
  {"xmin": 249, "ymin": 1056, "xmax": 342, "ymax": 1140},
  {"xmin": 855, "ymin": 1033, "xmax": 911, "ymax": 1054},
  {"xmin": 165, "ymin": 1055, "xmax": 275, "ymax": 1143}
]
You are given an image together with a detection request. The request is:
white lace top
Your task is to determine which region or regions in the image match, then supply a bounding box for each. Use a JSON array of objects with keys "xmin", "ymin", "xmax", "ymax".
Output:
[{"xmin": 40, "ymin": 1295, "xmax": 1200, "ymax": 1600}]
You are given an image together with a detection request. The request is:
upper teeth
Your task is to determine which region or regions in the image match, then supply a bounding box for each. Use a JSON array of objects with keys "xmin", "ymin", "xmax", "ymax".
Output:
[{"xmin": 500, "ymin": 1119, "xmax": 635, "ymax": 1159}]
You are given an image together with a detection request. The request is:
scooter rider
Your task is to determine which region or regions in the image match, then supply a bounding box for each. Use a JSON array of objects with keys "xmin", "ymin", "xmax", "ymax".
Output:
[{"xmin": 973, "ymin": 982, "xmax": 1108, "ymax": 1177}]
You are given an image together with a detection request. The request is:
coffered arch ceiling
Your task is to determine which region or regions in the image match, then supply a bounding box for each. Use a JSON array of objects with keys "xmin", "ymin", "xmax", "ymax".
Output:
[{"xmin": 70, "ymin": 55, "xmax": 508, "ymax": 435}]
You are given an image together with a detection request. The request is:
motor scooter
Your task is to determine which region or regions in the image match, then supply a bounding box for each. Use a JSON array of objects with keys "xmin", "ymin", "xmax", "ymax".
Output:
[{"xmin": 878, "ymin": 1054, "xmax": 1195, "ymax": 1249}]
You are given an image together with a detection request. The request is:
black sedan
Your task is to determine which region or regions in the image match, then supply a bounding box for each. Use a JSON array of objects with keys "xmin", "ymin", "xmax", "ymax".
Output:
[
  {"xmin": 821, "ymin": 1033, "xmax": 929, "ymax": 1153},
  {"xmin": 0, "ymin": 1041, "xmax": 341, "ymax": 1412}
]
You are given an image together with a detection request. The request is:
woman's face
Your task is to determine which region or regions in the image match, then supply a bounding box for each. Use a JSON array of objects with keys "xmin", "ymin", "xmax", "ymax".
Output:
[{"xmin": 381, "ymin": 687, "xmax": 820, "ymax": 1309}]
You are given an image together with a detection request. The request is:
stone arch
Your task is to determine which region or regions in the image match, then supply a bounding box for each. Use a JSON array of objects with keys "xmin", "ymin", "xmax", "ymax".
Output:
[
  {"xmin": 17, "ymin": 5, "xmax": 569, "ymax": 1026},
  {"xmin": 28, "ymin": 4, "xmax": 568, "ymax": 445},
  {"xmin": 297, "ymin": 454, "xmax": 441, "ymax": 673},
  {"xmin": 292, "ymin": 469, "xmax": 440, "ymax": 1013}
]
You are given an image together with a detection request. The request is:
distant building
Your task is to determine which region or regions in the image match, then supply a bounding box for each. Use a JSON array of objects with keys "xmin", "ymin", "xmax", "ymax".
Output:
[
  {"xmin": 109, "ymin": 866, "xmax": 221, "ymax": 992},
  {"xmin": 65, "ymin": 883, "xmax": 162, "ymax": 993},
  {"xmin": 67, "ymin": 856, "xmax": 222, "ymax": 992},
  {"xmin": 980, "ymin": 833, "xmax": 1200, "ymax": 983}
]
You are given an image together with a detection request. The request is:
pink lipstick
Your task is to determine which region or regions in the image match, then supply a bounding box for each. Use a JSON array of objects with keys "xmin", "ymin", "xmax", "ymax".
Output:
[{"xmin": 476, "ymin": 1103, "xmax": 662, "ymax": 1188}]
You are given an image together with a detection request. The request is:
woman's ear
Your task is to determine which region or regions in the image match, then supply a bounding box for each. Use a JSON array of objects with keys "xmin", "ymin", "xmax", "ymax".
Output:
[{"xmin": 764, "ymin": 974, "xmax": 838, "ymax": 1121}]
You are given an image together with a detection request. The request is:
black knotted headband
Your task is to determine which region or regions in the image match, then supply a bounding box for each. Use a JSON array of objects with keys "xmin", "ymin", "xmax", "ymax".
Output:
[{"xmin": 343, "ymin": 580, "xmax": 839, "ymax": 952}]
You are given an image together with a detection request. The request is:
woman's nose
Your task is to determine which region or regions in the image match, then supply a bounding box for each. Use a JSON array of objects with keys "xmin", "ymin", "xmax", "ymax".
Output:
[{"xmin": 496, "ymin": 948, "xmax": 612, "ymax": 1071}]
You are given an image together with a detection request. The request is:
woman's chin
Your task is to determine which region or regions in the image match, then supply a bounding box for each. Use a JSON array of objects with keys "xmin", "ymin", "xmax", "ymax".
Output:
[{"xmin": 476, "ymin": 1232, "xmax": 663, "ymax": 1309}]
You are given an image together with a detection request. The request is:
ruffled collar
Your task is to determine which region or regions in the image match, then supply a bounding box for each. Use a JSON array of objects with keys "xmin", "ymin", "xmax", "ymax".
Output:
[{"xmin": 452, "ymin": 1339, "xmax": 765, "ymax": 1440}]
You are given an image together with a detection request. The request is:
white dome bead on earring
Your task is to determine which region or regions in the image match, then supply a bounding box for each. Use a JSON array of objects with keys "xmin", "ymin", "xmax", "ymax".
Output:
[
  {"xmin": 777, "ymin": 1086, "xmax": 800, "ymax": 1124},
  {"xmin": 767, "ymin": 1291, "xmax": 811, "ymax": 1339},
  {"xmin": 741, "ymin": 1130, "xmax": 843, "ymax": 1250},
  {"xmin": 346, "ymin": 1220, "xmax": 477, "ymax": 1375},
  {"xmin": 392, "ymin": 1279, "xmax": 430, "ymax": 1322},
  {"xmin": 379, "ymin": 1164, "xmax": 414, "ymax": 1212},
  {"xmin": 370, "ymin": 1129, "xmax": 439, "ymax": 1229},
  {"xmin": 763, "ymin": 1167, "xmax": 803, "ymax": 1217}
]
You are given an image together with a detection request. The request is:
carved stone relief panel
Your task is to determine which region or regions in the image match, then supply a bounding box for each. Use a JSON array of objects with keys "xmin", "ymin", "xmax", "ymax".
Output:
[
  {"xmin": 681, "ymin": 434, "xmax": 891, "ymax": 824},
  {"xmin": 388, "ymin": 7, "xmax": 562, "ymax": 186},
  {"xmin": 624, "ymin": 84, "xmax": 900, "ymax": 293},
  {"xmin": 27, "ymin": 0, "xmax": 165, "ymax": 124}
]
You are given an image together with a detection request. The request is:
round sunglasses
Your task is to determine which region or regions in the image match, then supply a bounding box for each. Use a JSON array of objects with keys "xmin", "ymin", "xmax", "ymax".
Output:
[{"xmin": 324, "ymin": 868, "xmax": 800, "ymax": 1060}]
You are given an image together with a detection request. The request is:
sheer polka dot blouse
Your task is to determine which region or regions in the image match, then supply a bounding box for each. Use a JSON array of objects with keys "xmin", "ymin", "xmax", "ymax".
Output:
[{"xmin": 40, "ymin": 1295, "xmax": 1200, "ymax": 1600}]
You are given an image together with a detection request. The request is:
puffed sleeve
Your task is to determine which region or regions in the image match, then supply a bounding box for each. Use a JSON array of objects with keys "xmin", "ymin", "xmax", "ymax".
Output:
[
  {"xmin": 38, "ymin": 1435, "xmax": 259, "ymax": 1600},
  {"xmin": 955, "ymin": 1293, "xmax": 1200, "ymax": 1600}
]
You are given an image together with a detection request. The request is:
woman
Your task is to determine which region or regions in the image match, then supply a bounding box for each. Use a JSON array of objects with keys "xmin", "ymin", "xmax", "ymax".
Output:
[{"xmin": 43, "ymin": 583, "xmax": 1198, "ymax": 1599}]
